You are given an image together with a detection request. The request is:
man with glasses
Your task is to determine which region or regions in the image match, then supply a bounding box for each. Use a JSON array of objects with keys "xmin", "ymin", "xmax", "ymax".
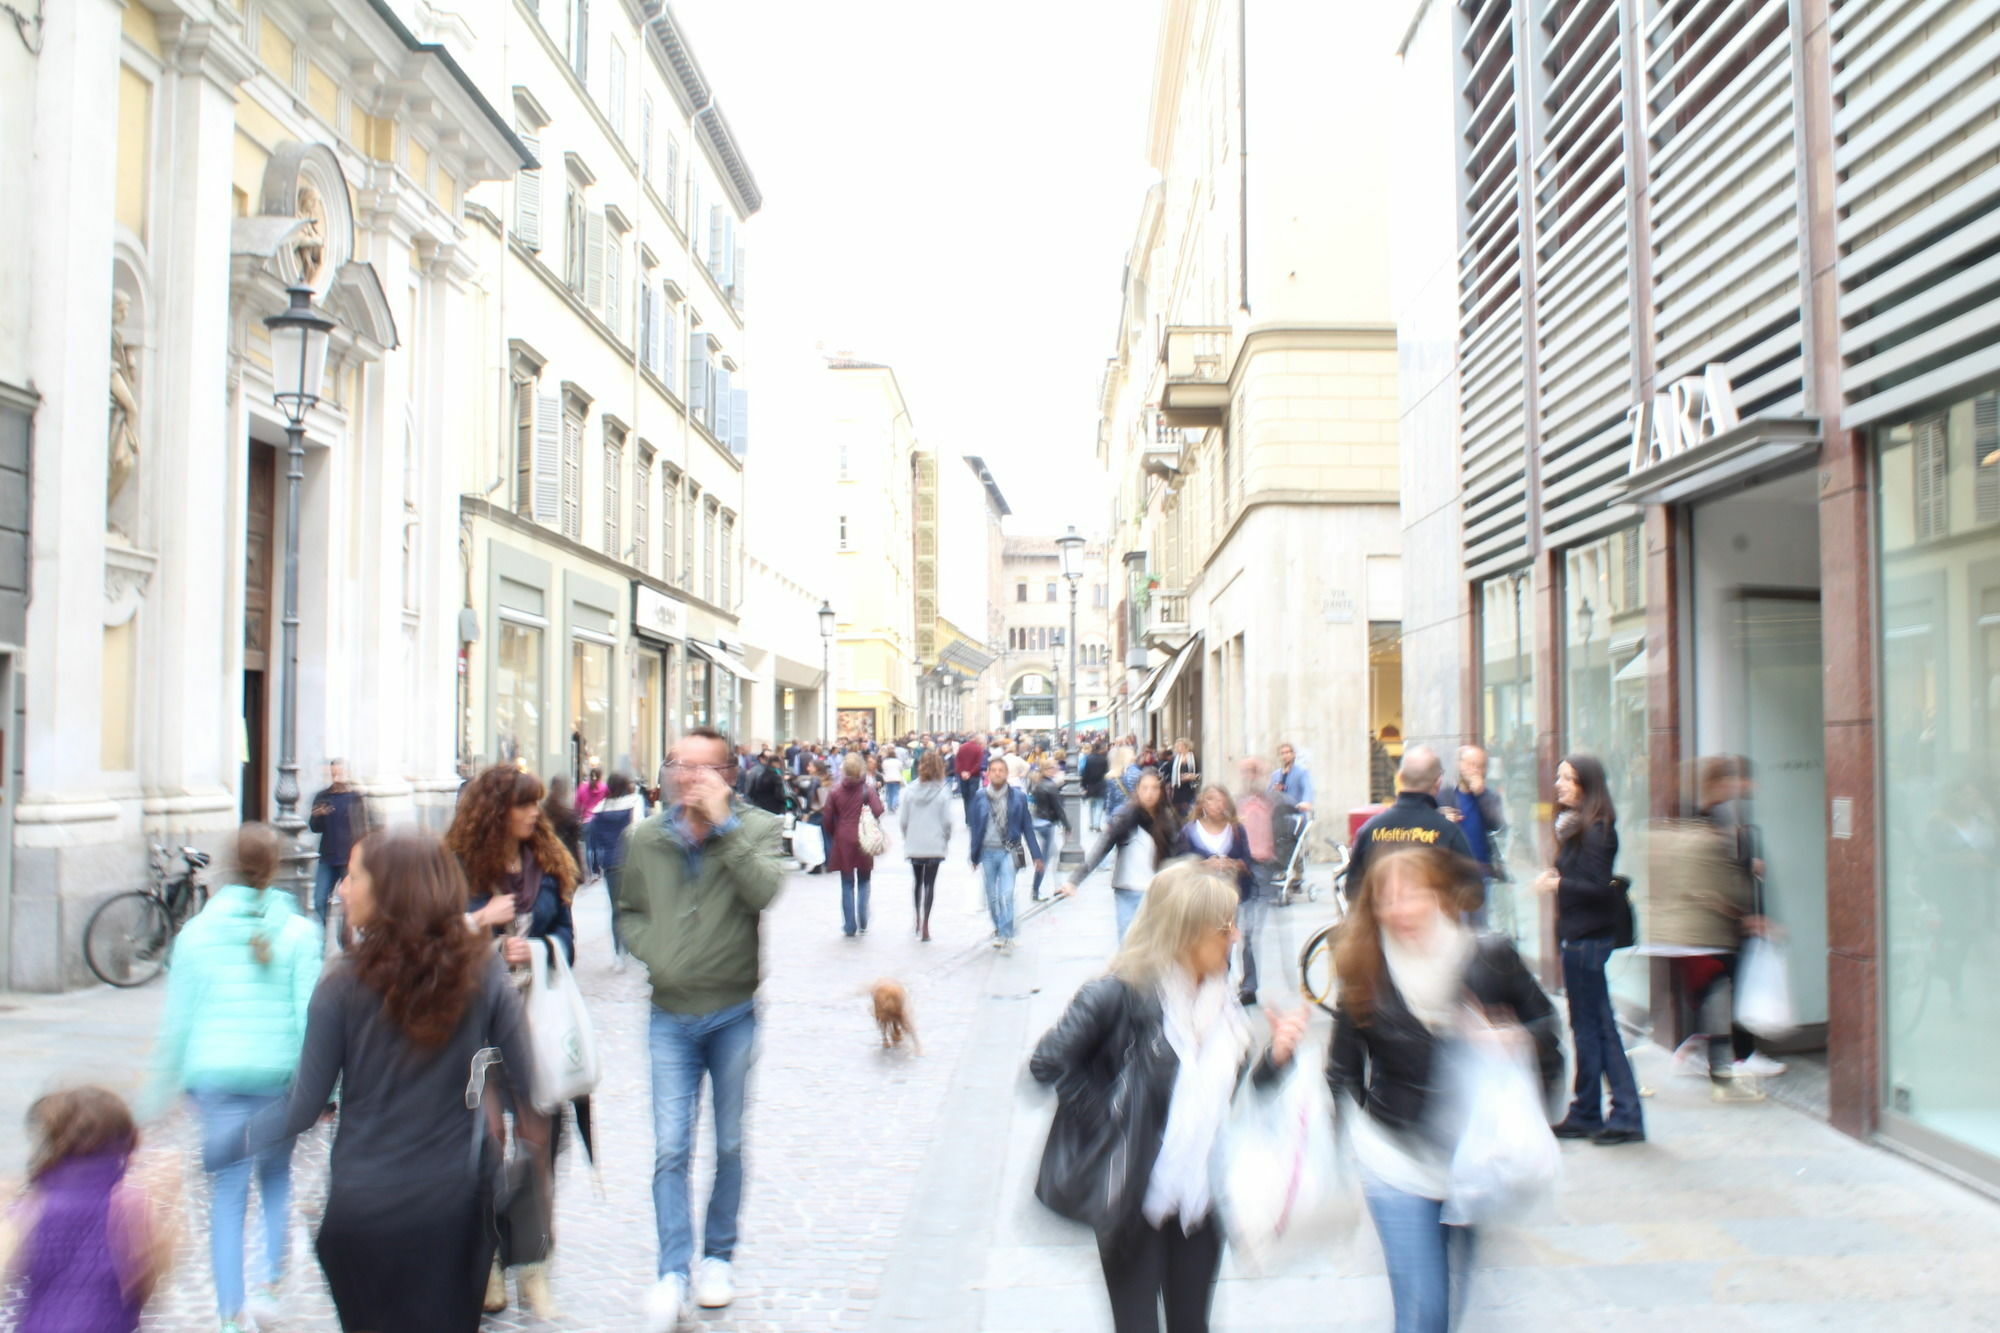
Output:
[{"xmin": 620, "ymin": 727, "xmax": 785, "ymax": 1330}]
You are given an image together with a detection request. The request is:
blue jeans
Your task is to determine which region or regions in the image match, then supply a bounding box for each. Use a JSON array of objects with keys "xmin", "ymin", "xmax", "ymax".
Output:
[
  {"xmin": 1114, "ymin": 887, "xmax": 1144, "ymax": 944},
  {"xmin": 1560, "ymin": 936, "xmax": 1643, "ymax": 1133},
  {"xmin": 312, "ymin": 860, "xmax": 344, "ymax": 924},
  {"xmin": 1031, "ymin": 820, "xmax": 1057, "ymax": 896},
  {"xmin": 884, "ymin": 782, "xmax": 901, "ymax": 811},
  {"xmin": 649, "ymin": 1000, "xmax": 757, "ymax": 1280},
  {"xmin": 978, "ymin": 847, "xmax": 1017, "ymax": 940},
  {"xmin": 840, "ymin": 870, "xmax": 872, "ymax": 935},
  {"xmin": 191, "ymin": 1089, "xmax": 293, "ymax": 1318},
  {"xmin": 1364, "ymin": 1181, "xmax": 1474, "ymax": 1333},
  {"xmin": 1084, "ymin": 795, "xmax": 1104, "ymax": 829}
]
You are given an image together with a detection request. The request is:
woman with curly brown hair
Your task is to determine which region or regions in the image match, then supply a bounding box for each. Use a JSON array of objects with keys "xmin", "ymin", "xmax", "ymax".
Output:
[
  {"xmin": 442, "ymin": 765, "xmax": 577, "ymax": 1316},
  {"xmin": 216, "ymin": 827, "xmax": 541, "ymax": 1333}
]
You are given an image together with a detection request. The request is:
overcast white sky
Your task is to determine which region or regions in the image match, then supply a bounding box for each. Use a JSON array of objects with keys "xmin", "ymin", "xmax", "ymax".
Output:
[{"xmin": 670, "ymin": 0, "xmax": 1158, "ymax": 537}]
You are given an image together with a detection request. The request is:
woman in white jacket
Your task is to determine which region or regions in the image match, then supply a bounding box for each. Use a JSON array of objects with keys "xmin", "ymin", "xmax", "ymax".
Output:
[{"xmin": 899, "ymin": 751, "xmax": 954, "ymax": 941}]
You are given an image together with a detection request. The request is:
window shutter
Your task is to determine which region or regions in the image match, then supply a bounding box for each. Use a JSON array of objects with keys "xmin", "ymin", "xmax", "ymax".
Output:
[
  {"xmin": 682, "ymin": 486, "xmax": 696, "ymax": 589},
  {"xmin": 608, "ymin": 42, "xmax": 625, "ymax": 139},
  {"xmin": 666, "ymin": 140, "xmax": 680, "ymax": 214},
  {"xmin": 658, "ymin": 289, "xmax": 674, "ymax": 389},
  {"xmin": 603, "ymin": 438, "xmax": 621, "ymax": 555},
  {"xmin": 515, "ymin": 129, "xmax": 542, "ymax": 250},
  {"xmin": 584, "ymin": 210, "xmax": 605, "ymax": 314},
  {"xmin": 640, "ymin": 97, "xmax": 653, "ymax": 183},
  {"xmin": 687, "ymin": 336, "xmax": 707, "ymax": 419},
  {"xmin": 713, "ymin": 367, "xmax": 731, "ymax": 442},
  {"xmin": 707, "ymin": 205, "xmax": 725, "ymax": 274},
  {"xmin": 533, "ymin": 394, "xmax": 561, "ymax": 524},
  {"xmin": 571, "ymin": 0, "xmax": 588, "ymax": 81},
  {"xmin": 1976, "ymin": 393, "xmax": 1999, "ymax": 526},
  {"xmin": 634, "ymin": 452, "xmax": 650, "ymax": 572},
  {"xmin": 730, "ymin": 388, "xmax": 747, "ymax": 455},
  {"xmin": 603, "ymin": 232, "xmax": 620, "ymax": 338},
  {"xmin": 731, "ymin": 245, "xmax": 745, "ymax": 310},
  {"xmin": 1915, "ymin": 413, "xmax": 1949, "ymax": 542},
  {"xmin": 637, "ymin": 283, "xmax": 653, "ymax": 374},
  {"xmin": 560, "ymin": 412, "xmax": 583, "ymax": 538}
]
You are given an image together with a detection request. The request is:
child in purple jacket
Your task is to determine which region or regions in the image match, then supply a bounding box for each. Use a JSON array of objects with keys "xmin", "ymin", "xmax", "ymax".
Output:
[{"xmin": 4, "ymin": 1087, "xmax": 174, "ymax": 1333}]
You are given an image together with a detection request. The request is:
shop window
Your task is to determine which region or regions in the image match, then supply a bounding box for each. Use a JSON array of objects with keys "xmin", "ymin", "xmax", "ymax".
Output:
[
  {"xmin": 571, "ymin": 636, "xmax": 612, "ymax": 781},
  {"xmin": 495, "ymin": 618, "xmax": 543, "ymax": 769},
  {"xmin": 1564, "ymin": 532, "xmax": 1650, "ymax": 1015},
  {"xmin": 1479, "ymin": 571, "xmax": 1540, "ymax": 973}
]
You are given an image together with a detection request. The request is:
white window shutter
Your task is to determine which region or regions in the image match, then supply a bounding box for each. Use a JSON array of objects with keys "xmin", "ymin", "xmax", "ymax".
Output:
[
  {"xmin": 608, "ymin": 42, "xmax": 625, "ymax": 139},
  {"xmin": 637, "ymin": 283, "xmax": 653, "ymax": 373},
  {"xmin": 667, "ymin": 140, "xmax": 680, "ymax": 214},
  {"xmin": 730, "ymin": 388, "xmax": 747, "ymax": 455},
  {"xmin": 603, "ymin": 440, "xmax": 620, "ymax": 555},
  {"xmin": 707, "ymin": 205, "xmax": 725, "ymax": 273},
  {"xmin": 731, "ymin": 245, "xmax": 745, "ymax": 309},
  {"xmin": 640, "ymin": 97, "xmax": 653, "ymax": 183},
  {"xmin": 661, "ymin": 293, "xmax": 676, "ymax": 392},
  {"xmin": 604, "ymin": 232, "xmax": 621, "ymax": 336},
  {"xmin": 713, "ymin": 367, "xmax": 731, "ymax": 442},
  {"xmin": 560, "ymin": 413, "xmax": 583, "ymax": 538},
  {"xmin": 584, "ymin": 210, "xmax": 605, "ymax": 314},
  {"xmin": 516, "ymin": 130, "xmax": 542, "ymax": 251},
  {"xmin": 533, "ymin": 394, "xmax": 561, "ymax": 524},
  {"xmin": 687, "ymin": 336, "xmax": 706, "ymax": 418}
]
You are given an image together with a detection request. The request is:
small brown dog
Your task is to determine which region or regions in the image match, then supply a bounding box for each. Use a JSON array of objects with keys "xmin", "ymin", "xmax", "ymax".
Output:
[{"xmin": 870, "ymin": 978, "xmax": 920, "ymax": 1053}]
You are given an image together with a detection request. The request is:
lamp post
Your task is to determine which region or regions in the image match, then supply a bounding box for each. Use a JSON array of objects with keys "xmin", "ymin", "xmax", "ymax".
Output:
[
  {"xmin": 818, "ymin": 600, "xmax": 836, "ymax": 742},
  {"xmin": 1057, "ymin": 527, "xmax": 1084, "ymax": 748},
  {"xmin": 262, "ymin": 286, "xmax": 333, "ymax": 845}
]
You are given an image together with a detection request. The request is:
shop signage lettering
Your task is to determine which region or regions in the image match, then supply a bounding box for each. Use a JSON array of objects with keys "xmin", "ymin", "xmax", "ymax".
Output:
[
  {"xmin": 634, "ymin": 585, "xmax": 684, "ymax": 641},
  {"xmin": 1627, "ymin": 364, "xmax": 1739, "ymax": 476}
]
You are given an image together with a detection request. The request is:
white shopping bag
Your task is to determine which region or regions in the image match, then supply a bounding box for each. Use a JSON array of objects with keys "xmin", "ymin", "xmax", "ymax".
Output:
[
  {"xmin": 1211, "ymin": 1045, "xmax": 1358, "ymax": 1272},
  {"xmin": 1735, "ymin": 935, "xmax": 1795, "ymax": 1039},
  {"xmin": 1441, "ymin": 1036, "xmax": 1560, "ymax": 1226},
  {"xmin": 793, "ymin": 820, "xmax": 826, "ymax": 869},
  {"xmin": 524, "ymin": 940, "xmax": 601, "ymax": 1112}
]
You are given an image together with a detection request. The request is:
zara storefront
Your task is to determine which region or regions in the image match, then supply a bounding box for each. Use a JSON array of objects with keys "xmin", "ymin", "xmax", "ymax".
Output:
[{"xmin": 1395, "ymin": 0, "xmax": 2000, "ymax": 1183}]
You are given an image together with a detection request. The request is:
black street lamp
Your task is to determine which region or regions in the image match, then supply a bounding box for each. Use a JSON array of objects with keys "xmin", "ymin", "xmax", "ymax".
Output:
[
  {"xmin": 262, "ymin": 286, "xmax": 333, "ymax": 842},
  {"xmin": 818, "ymin": 600, "xmax": 836, "ymax": 742}
]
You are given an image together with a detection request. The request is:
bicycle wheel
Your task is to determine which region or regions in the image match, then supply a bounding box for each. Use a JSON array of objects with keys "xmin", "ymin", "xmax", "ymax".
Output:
[
  {"xmin": 171, "ymin": 876, "xmax": 209, "ymax": 930},
  {"xmin": 1298, "ymin": 925, "xmax": 1339, "ymax": 1013},
  {"xmin": 85, "ymin": 892, "xmax": 173, "ymax": 987}
]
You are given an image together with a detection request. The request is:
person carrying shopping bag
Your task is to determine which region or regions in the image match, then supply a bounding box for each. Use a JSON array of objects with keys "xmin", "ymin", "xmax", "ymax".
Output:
[
  {"xmin": 1032, "ymin": 861, "xmax": 1310, "ymax": 1333},
  {"xmin": 1332, "ymin": 845, "xmax": 1562, "ymax": 1332},
  {"xmin": 824, "ymin": 754, "xmax": 887, "ymax": 938},
  {"xmin": 146, "ymin": 823, "xmax": 321, "ymax": 1333}
]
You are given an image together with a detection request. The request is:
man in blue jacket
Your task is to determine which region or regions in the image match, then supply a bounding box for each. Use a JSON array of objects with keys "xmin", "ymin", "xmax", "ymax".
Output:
[{"xmin": 966, "ymin": 756, "xmax": 1043, "ymax": 953}]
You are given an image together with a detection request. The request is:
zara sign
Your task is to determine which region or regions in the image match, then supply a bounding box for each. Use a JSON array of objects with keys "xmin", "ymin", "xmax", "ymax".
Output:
[{"xmin": 1627, "ymin": 364, "xmax": 1739, "ymax": 476}]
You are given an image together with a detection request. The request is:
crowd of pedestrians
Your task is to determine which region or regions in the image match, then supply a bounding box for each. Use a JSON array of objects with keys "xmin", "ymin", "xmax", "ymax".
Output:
[{"xmin": 3, "ymin": 717, "xmax": 1797, "ymax": 1333}]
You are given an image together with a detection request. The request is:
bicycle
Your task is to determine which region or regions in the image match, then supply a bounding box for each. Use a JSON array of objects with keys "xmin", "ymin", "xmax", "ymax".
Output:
[
  {"xmin": 83, "ymin": 844, "xmax": 212, "ymax": 987},
  {"xmin": 1294, "ymin": 845, "xmax": 1351, "ymax": 1012}
]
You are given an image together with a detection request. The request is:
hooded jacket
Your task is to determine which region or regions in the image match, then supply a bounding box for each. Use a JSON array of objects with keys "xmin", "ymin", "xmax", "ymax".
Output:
[
  {"xmin": 150, "ymin": 884, "xmax": 321, "ymax": 1106},
  {"xmin": 898, "ymin": 779, "xmax": 954, "ymax": 859}
]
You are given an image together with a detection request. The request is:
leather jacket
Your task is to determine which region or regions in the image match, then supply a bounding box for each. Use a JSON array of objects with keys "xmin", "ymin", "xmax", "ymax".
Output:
[{"xmin": 1328, "ymin": 934, "xmax": 1563, "ymax": 1141}]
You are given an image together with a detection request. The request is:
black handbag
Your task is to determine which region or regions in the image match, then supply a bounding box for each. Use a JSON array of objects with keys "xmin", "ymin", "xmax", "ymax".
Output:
[
  {"xmin": 1608, "ymin": 874, "xmax": 1636, "ymax": 949},
  {"xmin": 1034, "ymin": 988, "xmax": 1166, "ymax": 1232},
  {"xmin": 467, "ymin": 1047, "xmax": 552, "ymax": 1267}
]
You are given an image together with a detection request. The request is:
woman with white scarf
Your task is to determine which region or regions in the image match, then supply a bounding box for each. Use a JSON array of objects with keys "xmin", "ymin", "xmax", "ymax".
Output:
[
  {"xmin": 1032, "ymin": 861, "xmax": 1310, "ymax": 1332},
  {"xmin": 1329, "ymin": 845, "xmax": 1562, "ymax": 1332}
]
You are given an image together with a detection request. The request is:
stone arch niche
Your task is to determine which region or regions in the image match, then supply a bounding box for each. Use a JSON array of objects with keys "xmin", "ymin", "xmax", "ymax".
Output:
[
  {"xmin": 258, "ymin": 142, "xmax": 355, "ymax": 295},
  {"xmin": 107, "ymin": 244, "xmax": 152, "ymax": 544}
]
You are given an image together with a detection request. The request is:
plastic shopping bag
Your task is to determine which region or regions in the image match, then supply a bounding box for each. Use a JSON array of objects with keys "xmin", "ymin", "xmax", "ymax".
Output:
[
  {"xmin": 1441, "ymin": 1037, "xmax": 1560, "ymax": 1226},
  {"xmin": 1735, "ymin": 935, "xmax": 1796, "ymax": 1039},
  {"xmin": 1211, "ymin": 1045, "xmax": 1358, "ymax": 1272},
  {"xmin": 524, "ymin": 940, "xmax": 601, "ymax": 1112}
]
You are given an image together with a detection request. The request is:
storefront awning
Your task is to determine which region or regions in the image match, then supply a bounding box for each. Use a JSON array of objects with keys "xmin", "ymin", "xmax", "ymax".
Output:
[
  {"xmin": 689, "ymin": 640, "xmax": 763, "ymax": 684},
  {"xmin": 1614, "ymin": 415, "xmax": 1821, "ymax": 507},
  {"xmin": 1147, "ymin": 633, "xmax": 1202, "ymax": 712}
]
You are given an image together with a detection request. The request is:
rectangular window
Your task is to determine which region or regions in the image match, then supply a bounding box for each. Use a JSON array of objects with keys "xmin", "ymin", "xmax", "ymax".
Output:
[
  {"xmin": 838, "ymin": 514, "xmax": 849, "ymax": 550},
  {"xmin": 702, "ymin": 500, "xmax": 717, "ymax": 602},
  {"xmin": 720, "ymin": 512, "xmax": 735, "ymax": 608},
  {"xmin": 637, "ymin": 281, "xmax": 655, "ymax": 376},
  {"xmin": 665, "ymin": 138, "xmax": 680, "ymax": 216},
  {"xmin": 634, "ymin": 447, "xmax": 651, "ymax": 573},
  {"xmin": 564, "ymin": 182, "xmax": 586, "ymax": 293},
  {"xmin": 1478, "ymin": 572, "xmax": 1539, "ymax": 975},
  {"xmin": 495, "ymin": 618, "xmax": 543, "ymax": 767},
  {"xmin": 514, "ymin": 126, "xmax": 542, "ymax": 250},
  {"xmin": 601, "ymin": 224, "xmax": 619, "ymax": 338},
  {"xmin": 639, "ymin": 95, "xmax": 653, "ymax": 184},
  {"xmin": 571, "ymin": 635, "xmax": 611, "ymax": 776},
  {"xmin": 1016, "ymin": 582, "xmax": 1027, "ymax": 602},
  {"xmin": 513, "ymin": 378, "xmax": 535, "ymax": 517},
  {"xmin": 568, "ymin": 0, "xmax": 588, "ymax": 82},
  {"xmin": 660, "ymin": 289, "xmax": 677, "ymax": 393},
  {"xmin": 838, "ymin": 444, "xmax": 849, "ymax": 479},
  {"xmin": 559, "ymin": 408, "xmax": 583, "ymax": 539},
  {"xmin": 607, "ymin": 40, "xmax": 625, "ymax": 139},
  {"xmin": 601, "ymin": 430, "xmax": 622, "ymax": 557},
  {"xmin": 1564, "ymin": 534, "xmax": 1649, "ymax": 1015},
  {"xmin": 1046, "ymin": 582, "xmax": 1057, "ymax": 602},
  {"xmin": 681, "ymin": 484, "xmax": 696, "ymax": 590}
]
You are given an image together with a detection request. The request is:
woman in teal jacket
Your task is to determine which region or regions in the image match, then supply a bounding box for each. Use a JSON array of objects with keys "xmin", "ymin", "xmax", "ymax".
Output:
[{"xmin": 149, "ymin": 822, "xmax": 323, "ymax": 1333}]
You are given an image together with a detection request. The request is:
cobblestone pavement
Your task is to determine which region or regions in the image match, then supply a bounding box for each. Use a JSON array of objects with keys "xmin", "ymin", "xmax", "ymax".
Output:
[{"xmin": 3, "ymin": 812, "xmax": 1035, "ymax": 1332}]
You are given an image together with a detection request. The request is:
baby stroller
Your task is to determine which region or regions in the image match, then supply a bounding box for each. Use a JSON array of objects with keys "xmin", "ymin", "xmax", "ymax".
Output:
[{"xmin": 1272, "ymin": 810, "xmax": 1319, "ymax": 905}]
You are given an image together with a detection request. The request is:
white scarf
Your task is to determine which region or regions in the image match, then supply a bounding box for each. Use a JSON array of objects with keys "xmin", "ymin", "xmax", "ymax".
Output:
[
  {"xmin": 1380, "ymin": 914, "xmax": 1475, "ymax": 1031},
  {"xmin": 1143, "ymin": 965, "xmax": 1251, "ymax": 1231}
]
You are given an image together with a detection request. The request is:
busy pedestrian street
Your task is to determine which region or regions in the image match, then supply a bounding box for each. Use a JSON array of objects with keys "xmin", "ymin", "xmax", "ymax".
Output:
[{"xmin": 7, "ymin": 809, "xmax": 2000, "ymax": 1332}]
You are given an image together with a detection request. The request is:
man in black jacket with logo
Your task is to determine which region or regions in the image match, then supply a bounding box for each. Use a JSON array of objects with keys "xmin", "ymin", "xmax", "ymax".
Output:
[{"xmin": 1341, "ymin": 745, "xmax": 1475, "ymax": 899}]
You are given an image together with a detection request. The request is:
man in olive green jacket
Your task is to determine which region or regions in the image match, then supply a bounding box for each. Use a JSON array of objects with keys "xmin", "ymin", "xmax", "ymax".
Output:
[{"xmin": 619, "ymin": 727, "xmax": 785, "ymax": 1329}]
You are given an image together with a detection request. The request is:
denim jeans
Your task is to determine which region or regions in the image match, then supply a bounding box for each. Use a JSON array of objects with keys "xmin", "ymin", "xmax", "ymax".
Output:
[
  {"xmin": 604, "ymin": 866, "xmax": 627, "ymax": 956},
  {"xmin": 1031, "ymin": 820, "xmax": 1057, "ymax": 896},
  {"xmin": 1084, "ymin": 795, "xmax": 1105, "ymax": 830},
  {"xmin": 649, "ymin": 1000, "xmax": 757, "ymax": 1280},
  {"xmin": 1238, "ymin": 864, "xmax": 1271, "ymax": 1000},
  {"xmin": 1364, "ymin": 1181, "xmax": 1474, "ymax": 1333},
  {"xmin": 311, "ymin": 860, "xmax": 345, "ymax": 925},
  {"xmin": 979, "ymin": 847, "xmax": 1017, "ymax": 940},
  {"xmin": 884, "ymin": 782, "xmax": 902, "ymax": 812},
  {"xmin": 1114, "ymin": 887, "xmax": 1144, "ymax": 944},
  {"xmin": 191, "ymin": 1089, "xmax": 293, "ymax": 1319},
  {"xmin": 1560, "ymin": 936, "xmax": 1643, "ymax": 1132},
  {"xmin": 840, "ymin": 870, "xmax": 872, "ymax": 935}
]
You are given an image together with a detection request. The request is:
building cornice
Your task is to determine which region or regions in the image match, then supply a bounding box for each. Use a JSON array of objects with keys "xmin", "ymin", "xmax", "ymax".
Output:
[{"xmin": 640, "ymin": 3, "xmax": 762, "ymax": 215}]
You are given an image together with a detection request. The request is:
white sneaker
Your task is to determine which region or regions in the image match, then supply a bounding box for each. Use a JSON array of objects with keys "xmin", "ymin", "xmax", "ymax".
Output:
[
  {"xmin": 1735, "ymin": 1052, "xmax": 1787, "ymax": 1077},
  {"xmin": 1670, "ymin": 1036, "xmax": 1709, "ymax": 1077},
  {"xmin": 243, "ymin": 1283, "xmax": 284, "ymax": 1328},
  {"xmin": 642, "ymin": 1273, "xmax": 692, "ymax": 1332},
  {"xmin": 694, "ymin": 1257, "xmax": 734, "ymax": 1309}
]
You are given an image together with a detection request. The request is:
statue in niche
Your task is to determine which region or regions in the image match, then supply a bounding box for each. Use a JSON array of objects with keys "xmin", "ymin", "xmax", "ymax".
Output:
[
  {"xmin": 293, "ymin": 184, "xmax": 327, "ymax": 286},
  {"xmin": 107, "ymin": 290, "xmax": 140, "ymax": 538}
]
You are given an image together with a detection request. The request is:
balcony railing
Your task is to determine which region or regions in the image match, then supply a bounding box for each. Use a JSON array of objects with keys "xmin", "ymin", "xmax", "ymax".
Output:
[
  {"xmin": 1157, "ymin": 325, "xmax": 1231, "ymax": 426},
  {"xmin": 1143, "ymin": 585, "xmax": 1189, "ymax": 648}
]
